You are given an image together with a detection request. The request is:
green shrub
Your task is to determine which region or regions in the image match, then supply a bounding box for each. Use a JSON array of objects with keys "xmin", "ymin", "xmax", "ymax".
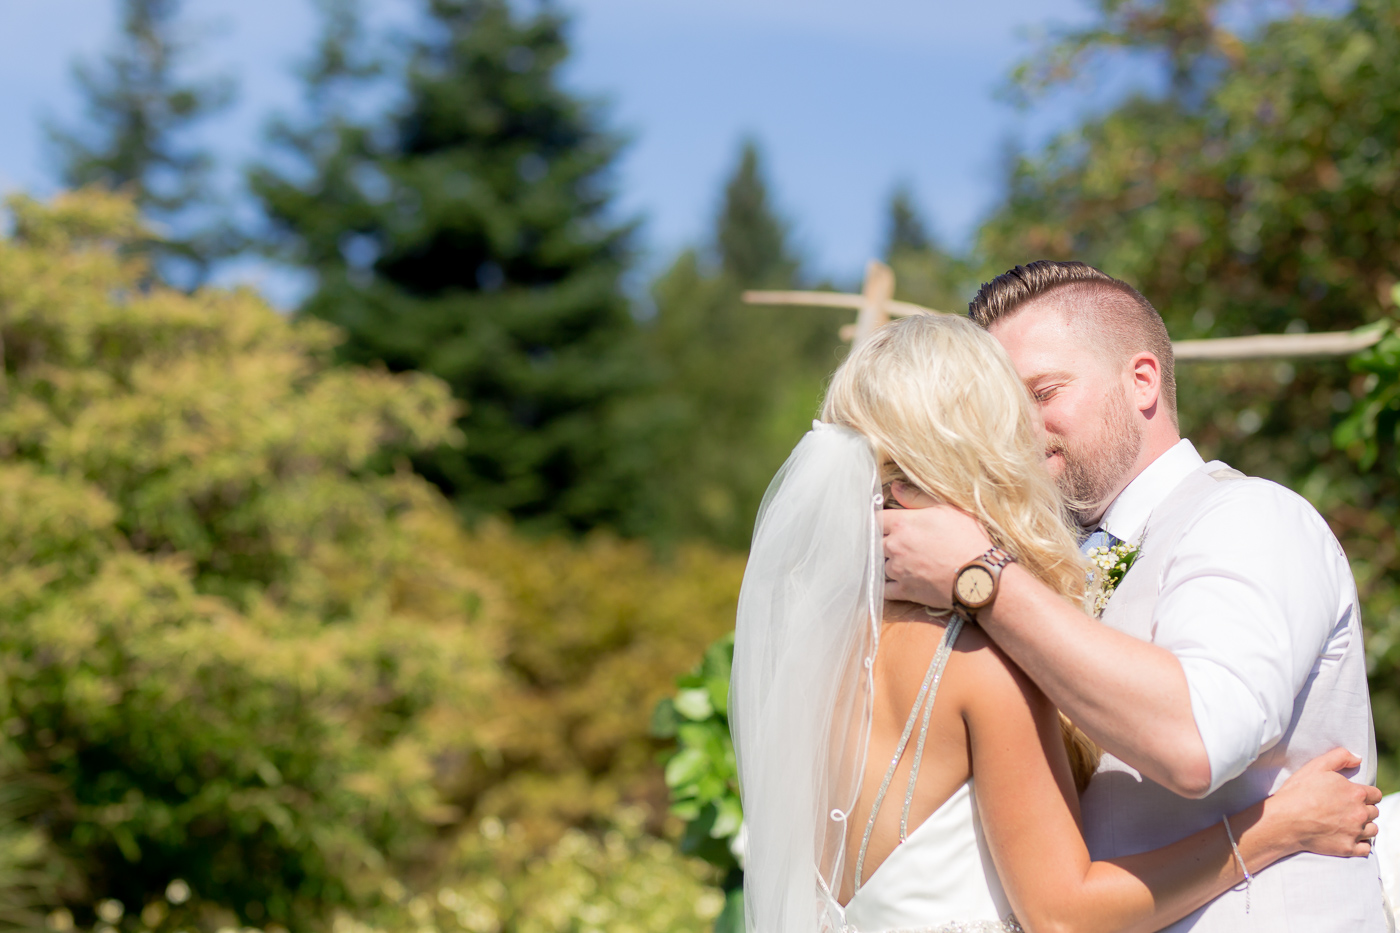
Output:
[
  {"xmin": 0, "ymin": 190, "xmax": 743, "ymax": 931},
  {"xmin": 653, "ymin": 636, "xmax": 743, "ymax": 932}
]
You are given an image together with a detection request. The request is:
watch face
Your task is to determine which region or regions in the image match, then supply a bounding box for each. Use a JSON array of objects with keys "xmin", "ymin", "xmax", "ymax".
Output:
[{"xmin": 955, "ymin": 565, "xmax": 996, "ymax": 608}]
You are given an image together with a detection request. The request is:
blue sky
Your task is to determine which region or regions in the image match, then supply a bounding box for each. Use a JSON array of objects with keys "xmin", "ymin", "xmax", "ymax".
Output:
[{"xmin": 0, "ymin": 0, "xmax": 1112, "ymax": 299}]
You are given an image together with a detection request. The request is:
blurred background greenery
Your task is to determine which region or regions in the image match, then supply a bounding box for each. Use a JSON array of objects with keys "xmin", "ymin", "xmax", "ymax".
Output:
[{"xmin": 3, "ymin": 0, "xmax": 1400, "ymax": 932}]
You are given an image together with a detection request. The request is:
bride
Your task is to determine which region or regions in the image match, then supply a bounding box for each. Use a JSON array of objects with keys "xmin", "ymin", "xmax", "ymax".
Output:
[{"xmin": 729, "ymin": 313, "xmax": 1380, "ymax": 933}]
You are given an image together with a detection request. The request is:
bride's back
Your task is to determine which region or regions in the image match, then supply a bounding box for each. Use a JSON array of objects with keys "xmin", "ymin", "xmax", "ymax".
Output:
[{"xmin": 837, "ymin": 608, "xmax": 994, "ymax": 904}]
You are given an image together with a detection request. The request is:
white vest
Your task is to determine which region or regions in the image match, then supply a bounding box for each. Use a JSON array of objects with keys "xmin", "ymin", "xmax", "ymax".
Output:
[{"xmin": 1080, "ymin": 463, "xmax": 1387, "ymax": 932}]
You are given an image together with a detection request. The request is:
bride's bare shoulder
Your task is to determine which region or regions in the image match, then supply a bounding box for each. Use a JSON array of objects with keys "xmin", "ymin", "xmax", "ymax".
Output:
[
  {"xmin": 876, "ymin": 613, "xmax": 1048, "ymax": 717},
  {"xmin": 948, "ymin": 622, "xmax": 1052, "ymax": 714}
]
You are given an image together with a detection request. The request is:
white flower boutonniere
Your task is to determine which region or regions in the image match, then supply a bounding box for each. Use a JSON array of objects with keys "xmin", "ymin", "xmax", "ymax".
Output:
[{"xmin": 1087, "ymin": 542, "xmax": 1141, "ymax": 616}]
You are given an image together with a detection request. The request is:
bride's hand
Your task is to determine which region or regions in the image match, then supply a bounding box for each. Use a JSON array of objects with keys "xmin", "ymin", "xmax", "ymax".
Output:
[{"xmin": 1262, "ymin": 747, "xmax": 1381, "ymax": 858}]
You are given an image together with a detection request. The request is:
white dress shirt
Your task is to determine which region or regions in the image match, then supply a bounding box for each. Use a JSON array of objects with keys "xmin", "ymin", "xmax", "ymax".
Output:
[
  {"xmin": 1080, "ymin": 438, "xmax": 1385, "ymax": 931},
  {"xmin": 1099, "ymin": 438, "xmax": 1360, "ymax": 792}
]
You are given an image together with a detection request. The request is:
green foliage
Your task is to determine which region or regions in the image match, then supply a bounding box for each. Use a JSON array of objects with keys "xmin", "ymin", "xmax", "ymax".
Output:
[
  {"xmin": 252, "ymin": 0, "xmax": 658, "ymax": 537},
  {"xmin": 716, "ymin": 141, "xmax": 795, "ymax": 287},
  {"xmin": 436, "ymin": 808, "xmax": 723, "ymax": 933},
  {"xmin": 1009, "ymin": 0, "xmax": 1243, "ymax": 100},
  {"xmin": 652, "ymin": 636, "xmax": 741, "ymax": 878},
  {"xmin": 0, "ymin": 773, "xmax": 66, "ymax": 933},
  {"xmin": 883, "ymin": 184, "xmax": 930, "ymax": 257},
  {"xmin": 447, "ymin": 525, "xmax": 745, "ymax": 851},
  {"xmin": 653, "ymin": 636, "xmax": 743, "ymax": 933},
  {"xmin": 0, "ymin": 189, "xmax": 746, "ymax": 931},
  {"xmin": 645, "ymin": 143, "xmax": 846, "ymax": 548},
  {"xmin": 48, "ymin": 0, "xmax": 237, "ymax": 286},
  {"xmin": 1331, "ymin": 319, "xmax": 1399, "ymax": 472},
  {"xmin": 880, "ymin": 188, "xmax": 974, "ymax": 315},
  {"xmin": 0, "ymin": 187, "xmax": 478, "ymax": 927}
]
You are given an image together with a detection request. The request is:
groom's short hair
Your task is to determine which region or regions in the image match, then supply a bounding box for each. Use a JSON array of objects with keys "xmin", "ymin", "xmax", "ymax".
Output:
[{"xmin": 967, "ymin": 260, "xmax": 1176, "ymax": 422}]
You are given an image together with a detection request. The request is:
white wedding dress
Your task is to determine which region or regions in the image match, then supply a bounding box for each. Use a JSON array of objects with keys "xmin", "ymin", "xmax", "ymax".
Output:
[
  {"xmin": 838, "ymin": 781, "xmax": 1016, "ymax": 932},
  {"xmin": 820, "ymin": 618, "xmax": 1023, "ymax": 933}
]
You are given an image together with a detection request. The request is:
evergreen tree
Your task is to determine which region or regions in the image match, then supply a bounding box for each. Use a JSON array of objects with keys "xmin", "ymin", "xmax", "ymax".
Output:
[
  {"xmin": 880, "ymin": 186, "xmax": 972, "ymax": 315},
  {"xmin": 717, "ymin": 139, "xmax": 795, "ymax": 286},
  {"xmin": 647, "ymin": 141, "xmax": 843, "ymax": 548},
  {"xmin": 252, "ymin": 0, "xmax": 656, "ymax": 535},
  {"xmin": 48, "ymin": 0, "xmax": 235, "ymax": 287},
  {"xmin": 884, "ymin": 183, "xmax": 931, "ymax": 257}
]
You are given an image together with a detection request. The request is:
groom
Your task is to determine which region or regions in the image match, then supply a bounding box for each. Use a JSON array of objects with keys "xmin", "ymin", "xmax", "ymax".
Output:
[{"xmin": 881, "ymin": 261, "xmax": 1386, "ymax": 930}]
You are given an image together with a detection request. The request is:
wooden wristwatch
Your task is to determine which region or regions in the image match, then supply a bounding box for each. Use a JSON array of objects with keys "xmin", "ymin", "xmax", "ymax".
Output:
[{"xmin": 952, "ymin": 546, "xmax": 1016, "ymax": 620}]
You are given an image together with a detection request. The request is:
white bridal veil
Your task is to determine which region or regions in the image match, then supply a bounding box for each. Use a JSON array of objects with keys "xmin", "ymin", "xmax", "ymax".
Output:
[{"xmin": 730, "ymin": 421, "xmax": 884, "ymax": 933}]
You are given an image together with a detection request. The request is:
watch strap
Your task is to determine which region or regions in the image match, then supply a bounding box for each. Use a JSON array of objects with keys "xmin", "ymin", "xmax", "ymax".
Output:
[{"xmin": 981, "ymin": 546, "xmax": 1014, "ymax": 570}]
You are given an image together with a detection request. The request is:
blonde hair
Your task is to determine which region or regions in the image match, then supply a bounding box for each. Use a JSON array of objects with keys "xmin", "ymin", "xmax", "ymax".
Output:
[{"xmin": 821, "ymin": 314, "xmax": 1100, "ymax": 791}]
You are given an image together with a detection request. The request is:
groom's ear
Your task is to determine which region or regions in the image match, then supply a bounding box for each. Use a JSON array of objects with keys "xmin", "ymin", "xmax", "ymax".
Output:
[{"xmin": 1128, "ymin": 351, "xmax": 1163, "ymax": 417}]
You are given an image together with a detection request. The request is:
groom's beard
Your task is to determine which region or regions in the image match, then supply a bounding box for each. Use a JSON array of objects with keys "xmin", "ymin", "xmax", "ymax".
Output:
[{"xmin": 1049, "ymin": 384, "xmax": 1143, "ymax": 525}]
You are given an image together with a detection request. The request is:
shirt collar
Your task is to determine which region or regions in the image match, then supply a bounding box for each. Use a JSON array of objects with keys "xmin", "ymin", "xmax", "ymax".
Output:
[{"xmin": 1098, "ymin": 438, "xmax": 1205, "ymax": 543}]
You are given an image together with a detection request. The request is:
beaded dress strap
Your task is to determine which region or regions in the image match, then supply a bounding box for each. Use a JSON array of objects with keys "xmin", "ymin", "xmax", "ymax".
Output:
[{"xmin": 852, "ymin": 614, "xmax": 964, "ymax": 892}]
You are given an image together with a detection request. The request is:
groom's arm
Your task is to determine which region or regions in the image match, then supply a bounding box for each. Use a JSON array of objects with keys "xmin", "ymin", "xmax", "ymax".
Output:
[
  {"xmin": 883, "ymin": 506, "xmax": 1214, "ymax": 797},
  {"xmin": 992, "ymin": 566, "xmax": 1217, "ymax": 795},
  {"xmin": 884, "ymin": 484, "xmax": 1341, "ymax": 800}
]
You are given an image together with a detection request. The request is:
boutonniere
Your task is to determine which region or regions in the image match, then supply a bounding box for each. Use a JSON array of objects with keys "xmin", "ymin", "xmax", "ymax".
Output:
[{"xmin": 1087, "ymin": 542, "xmax": 1140, "ymax": 616}]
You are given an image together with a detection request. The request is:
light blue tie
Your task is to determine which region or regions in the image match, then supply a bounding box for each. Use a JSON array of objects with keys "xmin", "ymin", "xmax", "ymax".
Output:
[{"xmin": 1079, "ymin": 528, "xmax": 1124, "ymax": 555}]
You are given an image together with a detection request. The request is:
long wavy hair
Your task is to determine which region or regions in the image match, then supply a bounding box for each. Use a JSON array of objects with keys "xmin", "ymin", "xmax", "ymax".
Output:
[{"xmin": 820, "ymin": 313, "xmax": 1100, "ymax": 790}]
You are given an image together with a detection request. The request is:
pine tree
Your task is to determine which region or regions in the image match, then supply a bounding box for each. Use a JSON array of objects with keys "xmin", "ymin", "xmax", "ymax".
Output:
[
  {"xmin": 252, "ymin": 0, "xmax": 656, "ymax": 535},
  {"xmin": 879, "ymin": 185, "xmax": 972, "ymax": 314},
  {"xmin": 717, "ymin": 139, "xmax": 795, "ymax": 286},
  {"xmin": 884, "ymin": 183, "xmax": 931, "ymax": 257},
  {"xmin": 647, "ymin": 141, "xmax": 843, "ymax": 547},
  {"xmin": 48, "ymin": 0, "xmax": 235, "ymax": 287}
]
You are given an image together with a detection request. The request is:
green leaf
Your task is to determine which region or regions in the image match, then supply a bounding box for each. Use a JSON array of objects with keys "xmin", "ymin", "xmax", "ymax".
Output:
[
  {"xmin": 675, "ymin": 687, "xmax": 714, "ymax": 721},
  {"xmin": 705, "ymin": 675, "xmax": 730, "ymax": 717},
  {"xmin": 714, "ymin": 888, "xmax": 745, "ymax": 933},
  {"xmin": 711, "ymin": 797, "xmax": 743, "ymax": 839},
  {"xmin": 665, "ymin": 748, "xmax": 709, "ymax": 789},
  {"xmin": 650, "ymin": 697, "xmax": 680, "ymax": 738}
]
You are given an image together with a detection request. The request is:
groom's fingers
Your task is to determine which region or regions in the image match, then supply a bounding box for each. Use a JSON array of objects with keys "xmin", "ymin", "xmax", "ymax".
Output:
[{"xmin": 1365, "ymin": 784, "xmax": 1384, "ymax": 805}]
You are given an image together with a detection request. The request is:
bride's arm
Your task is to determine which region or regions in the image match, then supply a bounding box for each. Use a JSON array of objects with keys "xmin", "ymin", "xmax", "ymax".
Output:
[{"xmin": 955, "ymin": 628, "xmax": 1377, "ymax": 933}]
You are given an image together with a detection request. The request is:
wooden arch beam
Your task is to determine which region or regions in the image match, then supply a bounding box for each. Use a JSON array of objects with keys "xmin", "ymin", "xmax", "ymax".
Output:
[{"xmin": 742, "ymin": 261, "xmax": 1387, "ymax": 362}]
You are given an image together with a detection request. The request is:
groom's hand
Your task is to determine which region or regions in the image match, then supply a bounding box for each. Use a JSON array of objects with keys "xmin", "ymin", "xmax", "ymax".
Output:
[{"xmin": 881, "ymin": 483, "xmax": 992, "ymax": 609}]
